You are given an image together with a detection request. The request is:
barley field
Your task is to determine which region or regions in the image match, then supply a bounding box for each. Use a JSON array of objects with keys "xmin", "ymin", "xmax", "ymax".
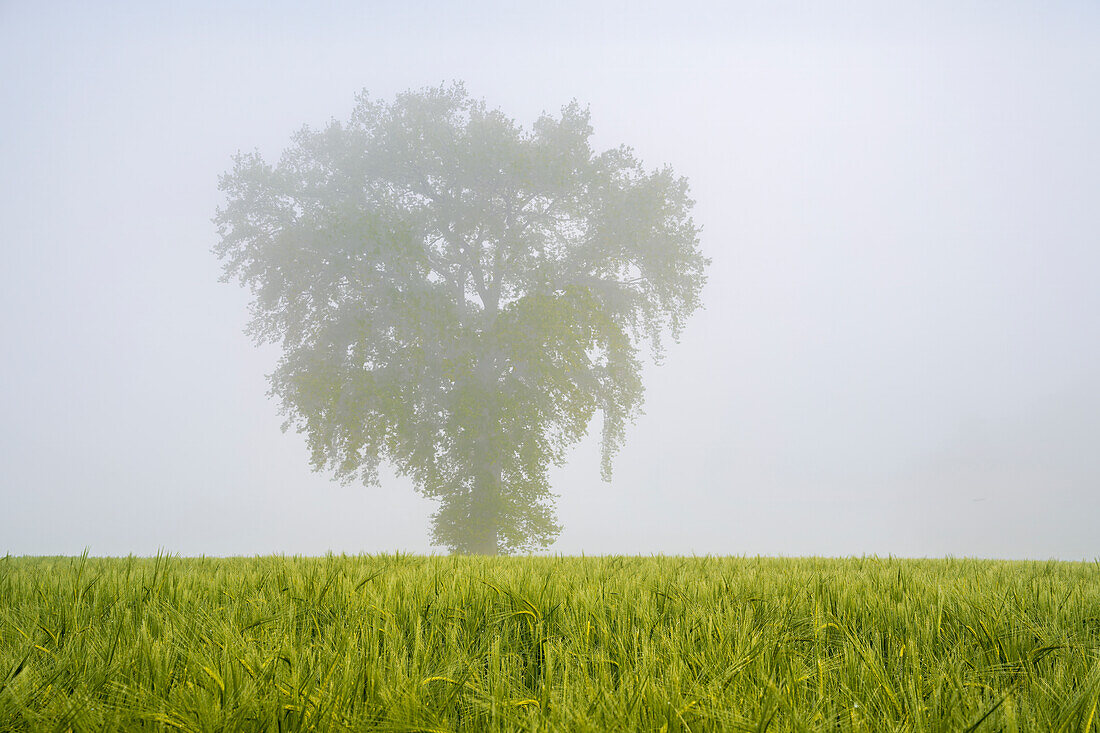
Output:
[{"xmin": 1, "ymin": 553, "xmax": 1098, "ymax": 731}]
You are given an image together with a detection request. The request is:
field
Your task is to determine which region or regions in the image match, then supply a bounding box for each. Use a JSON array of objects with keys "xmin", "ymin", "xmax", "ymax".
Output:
[{"xmin": 1, "ymin": 554, "xmax": 1098, "ymax": 731}]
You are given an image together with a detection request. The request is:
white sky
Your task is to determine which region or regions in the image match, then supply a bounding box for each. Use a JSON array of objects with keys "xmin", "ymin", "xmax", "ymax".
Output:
[{"xmin": 2, "ymin": 0, "xmax": 1098, "ymax": 558}]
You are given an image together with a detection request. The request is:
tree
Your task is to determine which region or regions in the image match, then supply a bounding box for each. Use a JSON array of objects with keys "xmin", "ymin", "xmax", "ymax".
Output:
[{"xmin": 214, "ymin": 84, "xmax": 708, "ymax": 554}]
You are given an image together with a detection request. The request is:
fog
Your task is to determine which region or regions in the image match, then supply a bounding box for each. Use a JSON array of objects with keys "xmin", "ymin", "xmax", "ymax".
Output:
[{"xmin": 2, "ymin": 1, "xmax": 1098, "ymax": 558}]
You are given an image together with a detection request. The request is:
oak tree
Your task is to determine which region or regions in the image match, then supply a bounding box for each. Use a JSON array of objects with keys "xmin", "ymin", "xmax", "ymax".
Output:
[{"xmin": 215, "ymin": 84, "xmax": 707, "ymax": 554}]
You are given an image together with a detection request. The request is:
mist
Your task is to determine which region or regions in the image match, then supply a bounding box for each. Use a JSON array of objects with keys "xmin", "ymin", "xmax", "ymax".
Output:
[{"xmin": 2, "ymin": 1, "xmax": 1098, "ymax": 558}]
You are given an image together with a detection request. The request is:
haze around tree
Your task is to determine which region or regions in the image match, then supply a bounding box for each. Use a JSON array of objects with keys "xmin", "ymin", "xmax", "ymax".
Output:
[{"xmin": 214, "ymin": 83, "xmax": 708, "ymax": 554}]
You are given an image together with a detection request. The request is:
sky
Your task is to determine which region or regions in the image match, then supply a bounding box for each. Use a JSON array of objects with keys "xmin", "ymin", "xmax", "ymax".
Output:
[{"xmin": 2, "ymin": 0, "xmax": 1098, "ymax": 559}]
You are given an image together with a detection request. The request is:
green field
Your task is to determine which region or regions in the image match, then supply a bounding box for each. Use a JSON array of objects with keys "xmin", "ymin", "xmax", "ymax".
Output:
[{"xmin": 1, "ymin": 554, "xmax": 1098, "ymax": 731}]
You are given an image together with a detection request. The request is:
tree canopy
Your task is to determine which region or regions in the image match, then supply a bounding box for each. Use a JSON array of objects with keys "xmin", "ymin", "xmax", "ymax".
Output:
[{"xmin": 214, "ymin": 84, "xmax": 708, "ymax": 554}]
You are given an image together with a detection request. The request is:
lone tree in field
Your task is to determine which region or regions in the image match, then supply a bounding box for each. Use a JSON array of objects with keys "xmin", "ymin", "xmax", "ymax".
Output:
[{"xmin": 215, "ymin": 84, "xmax": 708, "ymax": 554}]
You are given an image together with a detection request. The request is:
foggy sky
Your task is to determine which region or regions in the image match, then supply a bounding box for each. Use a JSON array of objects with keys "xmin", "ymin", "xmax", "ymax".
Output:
[{"xmin": 2, "ymin": 1, "xmax": 1098, "ymax": 558}]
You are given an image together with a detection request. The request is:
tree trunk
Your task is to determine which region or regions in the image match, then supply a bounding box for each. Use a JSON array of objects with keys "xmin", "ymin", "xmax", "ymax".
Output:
[
  {"xmin": 470, "ymin": 308, "xmax": 503, "ymax": 555},
  {"xmin": 470, "ymin": 456, "xmax": 502, "ymax": 555}
]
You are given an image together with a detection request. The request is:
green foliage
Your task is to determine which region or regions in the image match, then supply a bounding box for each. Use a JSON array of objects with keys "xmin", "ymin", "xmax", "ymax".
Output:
[
  {"xmin": 214, "ymin": 83, "xmax": 708, "ymax": 553},
  {"xmin": 2, "ymin": 554, "xmax": 1099, "ymax": 730}
]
